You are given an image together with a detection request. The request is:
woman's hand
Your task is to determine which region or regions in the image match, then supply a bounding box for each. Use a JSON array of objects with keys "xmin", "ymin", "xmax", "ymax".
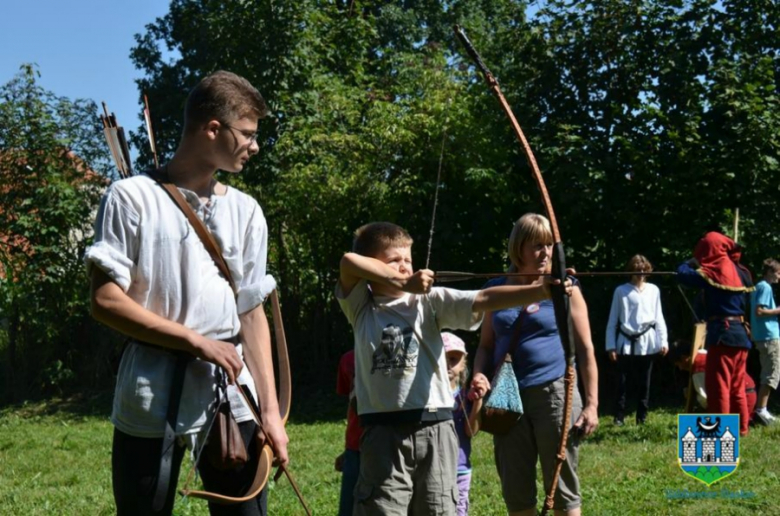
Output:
[
  {"xmin": 468, "ymin": 372, "xmax": 491, "ymax": 400},
  {"xmin": 573, "ymin": 404, "xmax": 599, "ymax": 437},
  {"xmin": 541, "ymin": 274, "xmax": 574, "ymax": 298}
]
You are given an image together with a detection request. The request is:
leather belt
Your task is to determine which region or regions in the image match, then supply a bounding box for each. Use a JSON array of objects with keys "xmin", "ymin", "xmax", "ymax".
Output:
[{"xmin": 708, "ymin": 315, "xmax": 744, "ymax": 323}]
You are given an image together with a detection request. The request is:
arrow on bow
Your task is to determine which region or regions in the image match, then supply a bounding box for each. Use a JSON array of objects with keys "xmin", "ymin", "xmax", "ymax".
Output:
[
  {"xmin": 453, "ymin": 25, "xmax": 575, "ymax": 515},
  {"xmin": 434, "ymin": 270, "xmax": 676, "ymax": 282}
]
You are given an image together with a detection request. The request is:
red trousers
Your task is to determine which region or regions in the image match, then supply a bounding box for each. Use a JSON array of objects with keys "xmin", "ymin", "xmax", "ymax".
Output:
[{"xmin": 705, "ymin": 344, "xmax": 749, "ymax": 435}]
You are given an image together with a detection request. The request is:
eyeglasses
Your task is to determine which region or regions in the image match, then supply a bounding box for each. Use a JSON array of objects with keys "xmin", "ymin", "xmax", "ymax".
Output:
[{"xmin": 220, "ymin": 122, "xmax": 259, "ymax": 145}]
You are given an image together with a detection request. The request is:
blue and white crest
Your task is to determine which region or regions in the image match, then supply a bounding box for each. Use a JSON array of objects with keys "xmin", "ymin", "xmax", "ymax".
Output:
[{"xmin": 677, "ymin": 414, "xmax": 740, "ymax": 486}]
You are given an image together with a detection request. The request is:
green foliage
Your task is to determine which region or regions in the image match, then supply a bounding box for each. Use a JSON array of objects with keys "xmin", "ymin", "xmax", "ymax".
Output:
[
  {"xmin": 123, "ymin": 0, "xmax": 777, "ymax": 376},
  {"xmin": 0, "ymin": 65, "xmax": 113, "ymax": 401},
  {"xmin": 129, "ymin": 0, "xmax": 544, "ymax": 370}
]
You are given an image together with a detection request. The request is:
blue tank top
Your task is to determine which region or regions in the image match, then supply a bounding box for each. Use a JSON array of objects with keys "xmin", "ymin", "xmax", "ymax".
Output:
[{"xmin": 487, "ymin": 277, "xmax": 570, "ymax": 390}]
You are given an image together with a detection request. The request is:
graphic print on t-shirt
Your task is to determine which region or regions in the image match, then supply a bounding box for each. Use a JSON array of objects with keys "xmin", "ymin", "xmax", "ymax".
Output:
[{"xmin": 372, "ymin": 324, "xmax": 419, "ymax": 377}]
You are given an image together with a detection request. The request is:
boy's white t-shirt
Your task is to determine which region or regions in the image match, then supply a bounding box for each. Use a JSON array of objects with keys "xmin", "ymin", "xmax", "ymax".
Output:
[{"xmin": 336, "ymin": 279, "xmax": 482, "ymax": 417}]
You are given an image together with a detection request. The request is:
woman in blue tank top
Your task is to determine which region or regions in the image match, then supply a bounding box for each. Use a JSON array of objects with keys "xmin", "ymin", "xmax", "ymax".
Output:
[{"xmin": 469, "ymin": 213, "xmax": 599, "ymax": 516}]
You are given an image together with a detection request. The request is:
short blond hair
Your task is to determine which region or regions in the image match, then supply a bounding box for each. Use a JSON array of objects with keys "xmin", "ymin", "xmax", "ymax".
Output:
[
  {"xmin": 352, "ymin": 222, "xmax": 413, "ymax": 258},
  {"xmin": 508, "ymin": 213, "xmax": 553, "ymax": 271}
]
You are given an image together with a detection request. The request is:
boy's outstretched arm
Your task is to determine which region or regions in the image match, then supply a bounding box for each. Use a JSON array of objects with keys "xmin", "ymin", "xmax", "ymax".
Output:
[
  {"xmin": 472, "ymin": 277, "xmax": 571, "ymax": 313},
  {"xmin": 339, "ymin": 252, "xmax": 433, "ymax": 297}
]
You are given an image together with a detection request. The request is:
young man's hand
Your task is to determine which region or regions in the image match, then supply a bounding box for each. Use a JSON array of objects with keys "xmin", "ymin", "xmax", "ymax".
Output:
[
  {"xmin": 403, "ymin": 269, "xmax": 435, "ymax": 294},
  {"xmin": 334, "ymin": 452, "xmax": 345, "ymax": 472},
  {"xmin": 608, "ymin": 350, "xmax": 617, "ymax": 363},
  {"xmin": 193, "ymin": 337, "xmax": 245, "ymax": 384},
  {"xmin": 263, "ymin": 411, "xmax": 290, "ymax": 467}
]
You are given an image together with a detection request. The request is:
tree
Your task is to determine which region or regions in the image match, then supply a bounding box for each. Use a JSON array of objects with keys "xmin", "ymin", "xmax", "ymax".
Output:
[
  {"xmin": 0, "ymin": 64, "xmax": 111, "ymax": 401},
  {"xmin": 128, "ymin": 0, "xmax": 779, "ymax": 381},
  {"xmin": 129, "ymin": 0, "xmax": 538, "ymax": 370}
]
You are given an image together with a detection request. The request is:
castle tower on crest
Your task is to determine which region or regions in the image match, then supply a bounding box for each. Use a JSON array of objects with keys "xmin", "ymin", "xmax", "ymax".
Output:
[
  {"xmin": 720, "ymin": 427, "xmax": 735, "ymax": 462},
  {"xmin": 682, "ymin": 427, "xmax": 697, "ymax": 463}
]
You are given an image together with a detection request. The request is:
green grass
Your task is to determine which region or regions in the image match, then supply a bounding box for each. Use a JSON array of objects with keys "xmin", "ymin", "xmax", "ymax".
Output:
[{"xmin": 2, "ymin": 395, "xmax": 779, "ymax": 515}]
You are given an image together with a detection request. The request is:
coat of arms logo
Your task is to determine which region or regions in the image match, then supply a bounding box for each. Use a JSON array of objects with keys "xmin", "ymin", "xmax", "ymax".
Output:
[{"xmin": 678, "ymin": 414, "xmax": 740, "ymax": 486}]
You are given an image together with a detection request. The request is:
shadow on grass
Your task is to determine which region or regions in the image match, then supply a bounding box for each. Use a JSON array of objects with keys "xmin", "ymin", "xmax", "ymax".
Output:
[
  {"xmin": 0, "ymin": 390, "xmax": 114, "ymax": 419},
  {"xmin": 585, "ymin": 401, "xmax": 690, "ymax": 446},
  {"xmin": 586, "ymin": 418, "xmax": 678, "ymax": 446},
  {"xmin": 0, "ymin": 385, "xmax": 351, "ymax": 425}
]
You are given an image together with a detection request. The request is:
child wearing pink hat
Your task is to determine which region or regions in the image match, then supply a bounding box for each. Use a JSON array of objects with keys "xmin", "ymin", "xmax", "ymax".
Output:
[{"xmin": 443, "ymin": 332, "xmax": 481, "ymax": 516}]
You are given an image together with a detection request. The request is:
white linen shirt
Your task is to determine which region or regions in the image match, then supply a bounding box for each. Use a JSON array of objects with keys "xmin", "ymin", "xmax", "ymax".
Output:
[
  {"xmin": 605, "ymin": 282, "xmax": 668, "ymax": 355},
  {"xmin": 84, "ymin": 173, "xmax": 276, "ymax": 438}
]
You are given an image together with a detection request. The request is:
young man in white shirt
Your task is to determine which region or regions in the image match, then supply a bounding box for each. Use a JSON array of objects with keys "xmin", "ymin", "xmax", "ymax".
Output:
[{"xmin": 86, "ymin": 71, "xmax": 286, "ymax": 515}]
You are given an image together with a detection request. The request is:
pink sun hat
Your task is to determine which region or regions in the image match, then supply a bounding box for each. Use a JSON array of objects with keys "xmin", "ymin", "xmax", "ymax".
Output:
[{"xmin": 442, "ymin": 332, "xmax": 467, "ymax": 355}]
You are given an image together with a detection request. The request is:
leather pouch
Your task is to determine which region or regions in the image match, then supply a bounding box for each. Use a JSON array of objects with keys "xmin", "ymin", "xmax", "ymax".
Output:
[{"xmin": 205, "ymin": 398, "xmax": 248, "ymax": 471}]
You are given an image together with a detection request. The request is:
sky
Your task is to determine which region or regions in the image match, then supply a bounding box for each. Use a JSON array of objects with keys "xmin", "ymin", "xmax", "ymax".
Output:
[{"xmin": 0, "ymin": 1, "xmax": 172, "ymax": 159}]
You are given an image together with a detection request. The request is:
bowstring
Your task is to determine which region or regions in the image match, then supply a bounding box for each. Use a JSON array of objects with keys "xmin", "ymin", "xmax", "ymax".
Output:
[
  {"xmin": 425, "ymin": 101, "xmax": 450, "ymax": 270},
  {"xmin": 425, "ymin": 103, "xmax": 477, "ymax": 437},
  {"xmin": 676, "ymin": 284, "xmax": 702, "ymax": 323}
]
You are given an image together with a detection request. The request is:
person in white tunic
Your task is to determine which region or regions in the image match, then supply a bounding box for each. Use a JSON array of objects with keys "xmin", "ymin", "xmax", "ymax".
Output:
[
  {"xmin": 85, "ymin": 71, "xmax": 286, "ymax": 516},
  {"xmin": 605, "ymin": 254, "xmax": 668, "ymax": 426}
]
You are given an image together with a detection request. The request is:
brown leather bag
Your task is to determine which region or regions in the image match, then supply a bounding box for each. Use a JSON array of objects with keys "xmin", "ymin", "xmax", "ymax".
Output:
[{"xmin": 205, "ymin": 396, "xmax": 249, "ymax": 470}]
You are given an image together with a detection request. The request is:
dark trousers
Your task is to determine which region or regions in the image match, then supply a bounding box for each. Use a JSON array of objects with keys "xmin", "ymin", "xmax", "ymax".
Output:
[
  {"xmin": 112, "ymin": 421, "xmax": 267, "ymax": 516},
  {"xmin": 338, "ymin": 448, "xmax": 360, "ymax": 516},
  {"xmin": 615, "ymin": 354, "xmax": 655, "ymax": 422}
]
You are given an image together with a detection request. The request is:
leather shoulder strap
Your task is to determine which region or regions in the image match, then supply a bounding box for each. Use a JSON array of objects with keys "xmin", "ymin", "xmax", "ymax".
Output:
[{"xmin": 148, "ymin": 170, "xmax": 237, "ymax": 297}]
